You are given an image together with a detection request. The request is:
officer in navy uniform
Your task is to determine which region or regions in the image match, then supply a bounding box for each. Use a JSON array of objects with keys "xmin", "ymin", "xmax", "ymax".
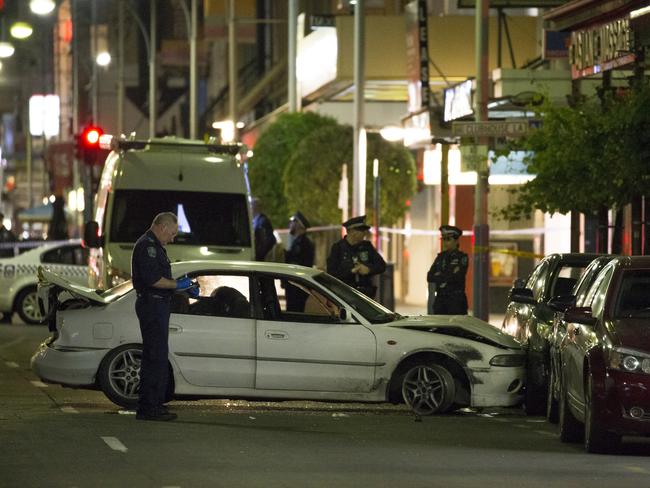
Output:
[
  {"xmin": 284, "ymin": 211, "xmax": 315, "ymax": 312},
  {"xmin": 427, "ymin": 224, "xmax": 468, "ymax": 315},
  {"xmin": 131, "ymin": 212, "xmax": 199, "ymax": 421},
  {"xmin": 251, "ymin": 197, "xmax": 277, "ymax": 261},
  {"xmin": 327, "ymin": 215, "xmax": 386, "ymax": 299}
]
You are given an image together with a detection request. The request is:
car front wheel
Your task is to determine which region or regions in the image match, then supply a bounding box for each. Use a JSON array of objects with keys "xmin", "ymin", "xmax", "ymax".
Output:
[
  {"xmin": 584, "ymin": 373, "xmax": 620, "ymax": 454},
  {"xmin": 15, "ymin": 286, "xmax": 43, "ymax": 325},
  {"xmin": 401, "ymin": 363, "xmax": 456, "ymax": 415}
]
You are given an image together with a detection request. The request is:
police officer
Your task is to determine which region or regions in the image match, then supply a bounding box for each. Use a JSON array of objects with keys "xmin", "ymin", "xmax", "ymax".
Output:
[
  {"xmin": 0, "ymin": 212, "xmax": 17, "ymax": 258},
  {"xmin": 131, "ymin": 212, "xmax": 199, "ymax": 421},
  {"xmin": 327, "ymin": 215, "xmax": 386, "ymax": 299},
  {"xmin": 284, "ymin": 211, "xmax": 315, "ymax": 312},
  {"xmin": 251, "ymin": 197, "xmax": 277, "ymax": 261},
  {"xmin": 427, "ymin": 225, "xmax": 468, "ymax": 315}
]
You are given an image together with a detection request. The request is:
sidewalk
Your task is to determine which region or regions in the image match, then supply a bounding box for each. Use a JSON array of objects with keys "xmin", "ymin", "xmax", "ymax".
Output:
[{"xmin": 394, "ymin": 301, "xmax": 504, "ymax": 328}]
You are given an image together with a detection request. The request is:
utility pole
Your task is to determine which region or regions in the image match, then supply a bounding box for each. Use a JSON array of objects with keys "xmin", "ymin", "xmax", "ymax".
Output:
[
  {"xmin": 473, "ymin": 0, "xmax": 490, "ymax": 321},
  {"xmin": 189, "ymin": 0, "xmax": 197, "ymax": 138},
  {"xmin": 117, "ymin": 0, "xmax": 124, "ymax": 136},
  {"xmin": 288, "ymin": 0, "xmax": 298, "ymax": 112},
  {"xmin": 228, "ymin": 0, "xmax": 237, "ymax": 136},
  {"xmin": 149, "ymin": 0, "xmax": 157, "ymax": 138},
  {"xmin": 353, "ymin": 0, "xmax": 366, "ymax": 216}
]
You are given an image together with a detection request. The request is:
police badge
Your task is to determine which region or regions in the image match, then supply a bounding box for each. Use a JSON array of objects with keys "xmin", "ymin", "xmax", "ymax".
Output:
[{"xmin": 147, "ymin": 247, "xmax": 157, "ymax": 258}]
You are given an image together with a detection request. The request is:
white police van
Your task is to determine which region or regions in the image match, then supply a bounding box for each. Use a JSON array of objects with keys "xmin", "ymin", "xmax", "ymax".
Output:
[{"xmin": 84, "ymin": 135, "xmax": 253, "ymax": 289}]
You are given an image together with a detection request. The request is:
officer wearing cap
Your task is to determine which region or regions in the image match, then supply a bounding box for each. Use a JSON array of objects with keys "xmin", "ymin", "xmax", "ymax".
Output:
[
  {"xmin": 327, "ymin": 215, "xmax": 386, "ymax": 298},
  {"xmin": 284, "ymin": 211, "xmax": 315, "ymax": 312},
  {"xmin": 131, "ymin": 212, "xmax": 199, "ymax": 421},
  {"xmin": 427, "ymin": 224, "xmax": 468, "ymax": 315}
]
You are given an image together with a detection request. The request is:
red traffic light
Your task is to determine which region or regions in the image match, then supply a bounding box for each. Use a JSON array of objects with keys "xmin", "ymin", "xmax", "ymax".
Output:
[{"xmin": 81, "ymin": 126, "xmax": 103, "ymax": 148}]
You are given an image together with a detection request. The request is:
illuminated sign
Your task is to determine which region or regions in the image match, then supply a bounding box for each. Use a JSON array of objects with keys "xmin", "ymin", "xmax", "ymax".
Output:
[
  {"xmin": 444, "ymin": 79, "xmax": 473, "ymax": 122},
  {"xmin": 569, "ymin": 17, "xmax": 634, "ymax": 79}
]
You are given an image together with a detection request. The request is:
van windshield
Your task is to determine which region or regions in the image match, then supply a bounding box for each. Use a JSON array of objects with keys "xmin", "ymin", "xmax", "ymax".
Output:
[{"xmin": 110, "ymin": 189, "xmax": 251, "ymax": 247}]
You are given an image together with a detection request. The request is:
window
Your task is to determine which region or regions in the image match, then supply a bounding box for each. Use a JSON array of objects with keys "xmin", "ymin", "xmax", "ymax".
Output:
[
  {"xmin": 613, "ymin": 270, "xmax": 650, "ymax": 318},
  {"xmin": 583, "ymin": 265, "xmax": 615, "ymax": 318},
  {"xmin": 551, "ymin": 264, "xmax": 588, "ymax": 298},
  {"xmin": 529, "ymin": 261, "xmax": 549, "ymax": 301},
  {"xmin": 110, "ymin": 190, "xmax": 251, "ymax": 247},
  {"xmin": 256, "ymin": 275, "xmax": 343, "ymax": 323},
  {"xmin": 171, "ymin": 274, "xmax": 251, "ymax": 319},
  {"xmin": 41, "ymin": 245, "xmax": 89, "ymax": 265}
]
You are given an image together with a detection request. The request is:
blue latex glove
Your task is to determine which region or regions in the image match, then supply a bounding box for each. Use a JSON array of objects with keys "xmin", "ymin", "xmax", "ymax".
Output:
[
  {"xmin": 187, "ymin": 284, "xmax": 200, "ymax": 298},
  {"xmin": 175, "ymin": 277, "xmax": 193, "ymax": 290}
]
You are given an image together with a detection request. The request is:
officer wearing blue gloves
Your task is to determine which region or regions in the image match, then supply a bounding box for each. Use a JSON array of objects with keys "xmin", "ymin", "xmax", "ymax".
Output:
[{"xmin": 131, "ymin": 212, "xmax": 199, "ymax": 421}]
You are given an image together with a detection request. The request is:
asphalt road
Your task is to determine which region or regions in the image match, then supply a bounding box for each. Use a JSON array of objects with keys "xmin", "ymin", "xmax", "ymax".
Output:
[{"xmin": 2, "ymin": 321, "xmax": 650, "ymax": 488}]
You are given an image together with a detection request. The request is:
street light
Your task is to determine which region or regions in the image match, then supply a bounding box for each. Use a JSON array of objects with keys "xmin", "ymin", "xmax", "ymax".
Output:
[
  {"xmin": 95, "ymin": 51, "xmax": 111, "ymax": 67},
  {"xmin": 10, "ymin": 22, "xmax": 33, "ymax": 40},
  {"xmin": 0, "ymin": 42, "xmax": 14, "ymax": 58},
  {"xmin": 30, "ymin": 0, "xmax": 56, "ymax": 16}
]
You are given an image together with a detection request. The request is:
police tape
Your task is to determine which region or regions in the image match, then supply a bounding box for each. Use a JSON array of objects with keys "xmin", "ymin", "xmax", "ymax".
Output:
[{"xmin": 473, "ymin": 245, "xmax": 544, "ymax": 259}]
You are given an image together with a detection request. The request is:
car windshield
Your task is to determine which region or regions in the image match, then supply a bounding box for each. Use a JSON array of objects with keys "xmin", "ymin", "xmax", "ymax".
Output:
[
  {"xmin": 613, "ymin": 270, "xmax": 650, "ymax": 318},
  {"xmin": 99, "ymin": 280, "xmax": 134, "ymax": 302},
  {"xmin": 313, "ymin": 272, "xmax": 400, "ymax": 323},
  {"xmin": 110, "ymin": 189, "xmax": 251, "ymax": 247}
]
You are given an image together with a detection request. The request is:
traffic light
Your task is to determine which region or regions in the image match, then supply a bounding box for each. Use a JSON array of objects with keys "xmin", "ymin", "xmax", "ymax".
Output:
[{"xmin": 77, "ymin": 125, "xmax": 104, "ymax": 165}]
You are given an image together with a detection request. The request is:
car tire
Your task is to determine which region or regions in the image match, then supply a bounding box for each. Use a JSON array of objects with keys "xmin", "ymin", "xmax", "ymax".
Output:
[
  {"xmin": 524, "ymin": 363, "xmax": 546, "ymax": 416},
  {"xmin": 98, "ymin": 345, "xmax": 143, "ymax": 409},
  {"xmin": 559, "ymin": 376, "xmax": 583, "ymax": 443},
  {"xmin": 15, "ymin": 286, "xmax": 43, "ymax": 325},
  {"xmin": 546, "ymin": 365, "xmax": 559, "ymax": 424},
  {"xmin": 401, "ymin": 363, "xmax": 456, "ymax": 416},
  {"xmin": 584, "ymin": 374, "xmax": 620, "ymax": 454}
]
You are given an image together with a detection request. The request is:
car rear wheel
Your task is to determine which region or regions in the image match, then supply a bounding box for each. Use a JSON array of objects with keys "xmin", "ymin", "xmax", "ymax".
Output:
[
  {"xmin": 524, "ymin": 361, "xmax": 547, "ymax": 416},
  {"xmin": 559, "ymin": 376, "xmax": 582, "ymax": 443},
  {"xmin": 584, "ymin": 374, "xmax": 620, "ymax": 454},
  {"xmin": 98, "ymin": 345, "xmax": 143, "ymax": 409},
  {"xmin": 401, "ymin": 363, "xmax": 456, "ymax": 416},
  {"xmin": 15, "ymin": 286, "xmax": 43, "ymax": 325},
  {"xmin": 546, "ymin": 365, "xmax": 559, "ymax": 424}
]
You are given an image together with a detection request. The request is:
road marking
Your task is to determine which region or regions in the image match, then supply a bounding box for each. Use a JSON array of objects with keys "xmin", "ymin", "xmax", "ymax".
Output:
[
  {"xmin": 101, "ymin": 436, "xmax": 128, "ymax": 453},
  {"xmin": 5, "ymin": 361, "xmax": 19, "ymax": 368},
  {"xmin": 513, "ymin": 424, "xmax": 529, "ymax": 429},
  {"xmin": 30, "ymin": 381, "xmax": 48, "ymax": 388},
  {"xmin": 61, "ymin": 406, "xmax": 79, "ymax": 414},
  {"xmin": 625, "ymin": 466, "xmax": 650, "ymax": 474},
  {"xmin": 533, "ymin": 430, "xmax": 555, "ymax": 436},
  {"xmin": 0, "ymin": 337, "xmax": 25, "ymax": 350}
]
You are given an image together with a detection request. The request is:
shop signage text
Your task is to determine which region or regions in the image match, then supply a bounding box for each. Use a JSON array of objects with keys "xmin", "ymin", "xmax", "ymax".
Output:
[
  {"xmin": 569, "ymin": 17, "xmax": 634, "ymax": 79},
  {"xmin": 452, "ymin": 120, "xmax": 530, "ymax": 137}
]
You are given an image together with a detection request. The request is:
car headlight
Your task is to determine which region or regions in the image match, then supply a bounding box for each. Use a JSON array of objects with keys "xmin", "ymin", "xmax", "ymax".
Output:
[
  {"xmin": 609, "ymin": 347, "xmax": 650, "ymax": 374},
  {"xmin": 490, "ymin": 354, "xmax": 525, "ymax": 367}
]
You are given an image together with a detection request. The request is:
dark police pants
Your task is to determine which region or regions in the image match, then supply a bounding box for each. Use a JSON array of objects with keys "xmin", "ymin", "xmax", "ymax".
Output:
[
  {"xmin": 433, "ymin": 290, "xmax": 468, "ymax": 315},
  {"xmin": 135, "ymin": 294, "xmax": 171, "ymax": 413}
]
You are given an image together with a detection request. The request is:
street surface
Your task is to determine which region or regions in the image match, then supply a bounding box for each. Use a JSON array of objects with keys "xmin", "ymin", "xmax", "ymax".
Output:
[{"xmin": 2, "ymin": 319, "xmax": 650, "ymax": 488}]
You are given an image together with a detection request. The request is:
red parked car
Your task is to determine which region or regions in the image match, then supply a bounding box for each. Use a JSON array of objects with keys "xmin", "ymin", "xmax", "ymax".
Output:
[{"xmin": 558, "ymin": 256, "xmax": 650, "ymax": 453}]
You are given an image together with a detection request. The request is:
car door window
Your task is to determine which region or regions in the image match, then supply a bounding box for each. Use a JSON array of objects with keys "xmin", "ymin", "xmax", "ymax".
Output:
[
  {"xmin": 551, "ymin": 264, "xmax": 587, "ymax": 298},
  {"xmin": 529, "ymin": 261, "xmax": 550, "ymax": 301},
  {"xmin": 584, "ymin": 265, "xmax": 615, "ymax": 317},
  {"xmin": 42, "ymin": 246, "xmax": 76, "ymax": 264},
  {"xmin": 256, "ymin": 275, "xmax": 343, "ymax": 323},
  {"xmin": 613, "ymin": 270, "xmax": 650, "ymax": 318},
  {"xmin": 171, "ymin": 273, "xmax": 251, "ymax": 319}
]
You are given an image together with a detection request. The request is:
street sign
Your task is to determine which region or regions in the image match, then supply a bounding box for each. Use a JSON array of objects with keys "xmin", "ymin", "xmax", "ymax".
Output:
[
  {"xmin": 452, "ymin": 120, "xmax": 530, "ymax": 137},
  {"xmin": 460, "ymin": 144, "xmax": 489, "ymax": 172}
]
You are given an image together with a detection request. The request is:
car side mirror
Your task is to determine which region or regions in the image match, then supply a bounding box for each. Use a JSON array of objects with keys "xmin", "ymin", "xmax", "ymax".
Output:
[
  {"xmin": 509, "ymin": 287, "xmax": 535, "ymax": 305},
  {"xmin": 83, "ymin": 221, "xmax": 103, "ymax": 248},
  {"xmin": 339, "ymin": 308, "xmax": 347, "ymax": 321},
  {"xmin": 513, "ymin": 278, "xmax": 526, "ymax": 289},
  {"xmin": 548, "ymin": 294, "xmax": 576, "ymax": 312},
  {"xmin": 564, "ymin": 306, "xmax": 597, "ymax": 326}
]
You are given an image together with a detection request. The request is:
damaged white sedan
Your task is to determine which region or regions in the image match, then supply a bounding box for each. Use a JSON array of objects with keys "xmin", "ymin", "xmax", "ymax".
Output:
[{"xmin": 32, "ymin": 261, "xmax": 524, "ymax": 415}]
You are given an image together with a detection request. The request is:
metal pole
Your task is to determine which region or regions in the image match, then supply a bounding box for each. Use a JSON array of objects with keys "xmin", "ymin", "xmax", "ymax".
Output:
[
  {"xmin": 473, "ymin": 0, "xmax": 490, "ymax": 321},
  {"xmin": 373, "ymin": 158, "xmax": 380, "ymax": 251},
  {"xmin": 117, "ymin": 0, "xmax": 125, "ymax": 136},
  {"xmin": 228, "ymin": 0, "xmax": 237, "ymax": 134},
  {"xmin": 353, "ymin": 0, "xmax": 365, "ymax": 216},
  {"xmin": 440, "ymin": 142, "xmax": 449, "ymax": 226},
  {"xmin": 91, "ymin": 0, "xmax": 98, "ymax": 123},
  {"xmin": 149, "ymin": 0, "xmax": 157, "ymax": 138},
  {"xmin": 189, "ymin": 0, "xmax": 197, "ymax": 139},
  {"xmin": 288, "ymin": 0, "xmax": 298, "ymax": 112}
]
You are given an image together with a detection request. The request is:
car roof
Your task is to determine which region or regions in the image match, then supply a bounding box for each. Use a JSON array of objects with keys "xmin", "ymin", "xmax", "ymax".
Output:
[
  {"xmin": 611, "ymin": 256, "xmax": 650, "ymax": 269},
  {"xmin": 170, "ymin": 260, "xmax": 322, "ymax": 277},
  {"xmin": 545, "ymin": 253, "xmax": 603, "ymax": 265}
]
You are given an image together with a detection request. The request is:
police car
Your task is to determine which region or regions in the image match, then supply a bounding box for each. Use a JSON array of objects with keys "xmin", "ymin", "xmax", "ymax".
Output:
[
  {"xmin": 32, "ymin": 260, "xmax": 525, "ymax": 415},
  {"xmin": 0, "ymin": 240, "xmax": 88, "ymax": 324}
]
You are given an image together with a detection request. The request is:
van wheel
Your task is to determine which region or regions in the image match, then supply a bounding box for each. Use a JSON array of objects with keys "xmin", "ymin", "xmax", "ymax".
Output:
[{"xmin": 16, "ymin": 287, "xmax": 43, "ymax": 325}]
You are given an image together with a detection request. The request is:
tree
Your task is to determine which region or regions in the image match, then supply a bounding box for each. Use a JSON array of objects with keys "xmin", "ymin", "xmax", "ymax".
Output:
[
  {"xmin": 284, "ymin": 124, "xmax": 417, "ymax": 226},
  {"xmin": 248, "ymin": 112, "xmax": 337, "ymax": 226}
]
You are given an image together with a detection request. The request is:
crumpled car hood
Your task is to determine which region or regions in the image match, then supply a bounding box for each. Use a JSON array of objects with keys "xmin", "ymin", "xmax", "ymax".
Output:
[{"xmin": 387, "ymin": 314, "xmax": 521, "ymax": 349}]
